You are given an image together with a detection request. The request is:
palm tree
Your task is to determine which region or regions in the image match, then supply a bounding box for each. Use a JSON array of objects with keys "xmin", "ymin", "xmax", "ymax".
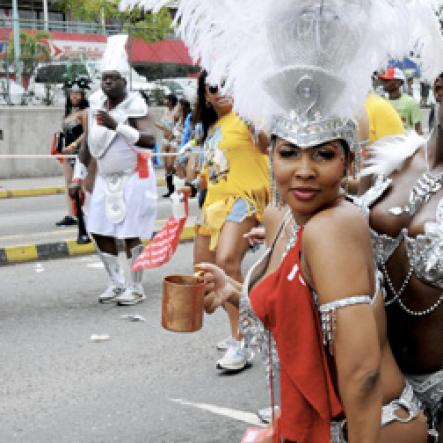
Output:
[{"xmin": 7, "ymin": 31, "xmax": 51, "ymax": 89}]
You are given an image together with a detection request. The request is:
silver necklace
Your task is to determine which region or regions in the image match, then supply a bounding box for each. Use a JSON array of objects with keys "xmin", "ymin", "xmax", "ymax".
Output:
[
  {"xmin": 389, "ymin": 171, "xmax": 443, "ymax": 216},
  {"xmin": 396, "ymin": 292, "xmax": 443, "ymax": 317},
  {"xmin": 384, "ymin": 170, "xmax": 443, "ymax": 315},
  {"xmin": 282, "ymin": 223, "xmax": 300, "ymax": 260},
  {"xmin": 382, "ymin": 258, "xmax": 443, "ymax": 316},
  {"xmin": 381, "ymin": 260, "xmax": 414, "ymax": 306}
]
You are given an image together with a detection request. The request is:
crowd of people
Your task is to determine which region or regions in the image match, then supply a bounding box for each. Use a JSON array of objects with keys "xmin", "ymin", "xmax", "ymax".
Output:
[{"xmin": 47, "ymin": 0, "xmax": 443, "ymax": 439}]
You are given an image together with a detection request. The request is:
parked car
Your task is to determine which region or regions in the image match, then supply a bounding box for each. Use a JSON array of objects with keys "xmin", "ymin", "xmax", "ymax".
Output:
[
  {"xmin": 153, "ymin": 77, "xmax": 198, "ymax": 103},
  {"xmin": 166, "ymin": 77, "xmax": 197, "ymax": 103},
  {"xmin": 0, "ymin": 78, "xmax": 27, "ymax": 105},
  {"xmin": 153, "ymin": 79, "xmax": 185, "ymax": 100},
  {"xmin": 28, "ymin": 61, "xmax": 175, "ymax": 106},
  {"xmin": 28, "ymin": 61, "xmax": 90, "ymax": 105}
]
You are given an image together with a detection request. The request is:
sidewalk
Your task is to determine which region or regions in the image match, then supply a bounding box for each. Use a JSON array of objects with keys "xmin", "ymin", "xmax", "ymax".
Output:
[{"xmin": 0, "ymin": 175, "xmax": 66, "ymax": 198}]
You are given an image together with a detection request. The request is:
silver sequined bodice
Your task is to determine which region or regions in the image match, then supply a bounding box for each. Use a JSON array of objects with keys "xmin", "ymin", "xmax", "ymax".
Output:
[
  {"xmin": 239, "ymin": 247, "xmax": 280, "ymax": 377},
  {"xmin": 354, "ymin": 175, "xmax": 443, "ymax": 290}
]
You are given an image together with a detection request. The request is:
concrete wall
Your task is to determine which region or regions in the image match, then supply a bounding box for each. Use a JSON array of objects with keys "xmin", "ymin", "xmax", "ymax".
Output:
[{"xmin": 0, "ymin": 106, "xmax": 165, "ymax": 179}]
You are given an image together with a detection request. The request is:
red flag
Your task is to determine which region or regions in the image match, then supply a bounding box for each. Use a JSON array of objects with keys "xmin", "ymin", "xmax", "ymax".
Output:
[{"xmin": 132, "ymin": 195, "xmax": 189, "ymax": 271}]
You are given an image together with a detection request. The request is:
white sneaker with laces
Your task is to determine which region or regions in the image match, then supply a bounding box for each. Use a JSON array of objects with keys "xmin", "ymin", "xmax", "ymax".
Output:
[
  {"xmin": 216, "ymin": 336, "xmax": 235, "ymax": 351},
  {"xmin": 98, "ymin": 285, "xmax": 125, "ymax": 303},
  {"xmin": 116, "ymin": 285, "xmax": 146, "ymax": 306},
  {"xmin": 216, "ymin": 340, "xmax": 254, "ymax": 371}
]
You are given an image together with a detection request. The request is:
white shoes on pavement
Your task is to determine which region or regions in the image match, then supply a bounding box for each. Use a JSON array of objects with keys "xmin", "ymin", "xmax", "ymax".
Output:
[
  {"xmin": 216, "ymin": 336, "xmax": 236, "ymax": 351},
  {"xmin": 216, "ymin": 340, "xmax": 254, "ymax": 371},
  {"xmin": 97, "ymin": 245, "xmax": 146, "ymax": 306},
  {"xmin": 98, "ymin": 284, "xmax": 125, "ymax": 303},
  {"xmin": 97, "ymin": 252, "xmax": 127, "ymax": 304},
  {"xmin": 115, "ymin": 285, "xmax": 146, "ymax": 306}
]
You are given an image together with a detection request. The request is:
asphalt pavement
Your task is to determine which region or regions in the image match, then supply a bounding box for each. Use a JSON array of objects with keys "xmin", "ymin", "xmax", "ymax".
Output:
[
  {"xmin": 0, "ymin": 242, "xmax": 269, "ymax": 443},
  {"xmin": 0, "ymin": 169, "xmax": 198, "ymax": 265},
  {"xmin": 0, "ymin": 169, "xmax": 269, "ymax": 442}
]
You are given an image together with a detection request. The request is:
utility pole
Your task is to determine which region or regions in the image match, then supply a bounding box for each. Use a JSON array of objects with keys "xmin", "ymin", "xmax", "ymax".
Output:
[
  {"xmin": 12, "ymin": 0, "xmax": 21, "ymax": 86},
  {"xmin": 43, "ymin": 0, "xmax": 49, "ymax": 31},
  {"xmin": 100, "ymin": 7, "xmax": 106, "ymax": 35}
]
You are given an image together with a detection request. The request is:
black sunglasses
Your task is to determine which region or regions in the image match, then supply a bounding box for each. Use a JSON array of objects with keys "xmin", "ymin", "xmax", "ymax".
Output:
[{"xmin": 207, "ymin": 80, "xmax": 226, "ymax": 95}]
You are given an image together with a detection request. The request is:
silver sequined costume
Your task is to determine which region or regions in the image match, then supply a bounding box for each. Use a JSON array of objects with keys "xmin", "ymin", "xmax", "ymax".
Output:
[
  {"xmin": 239, "ymin": 223, "xmax": 422, "ymax": 442},
  {"xmin": 354, "ymin": 174, "xmax": 443, "ymax": 433}
]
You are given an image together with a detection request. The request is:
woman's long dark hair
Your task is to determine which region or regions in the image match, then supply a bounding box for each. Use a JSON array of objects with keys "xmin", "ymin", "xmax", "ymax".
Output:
[
  {"xmin": 179, "ymin": 98, "xmax": 192, "ymax": 123},
  {"xmin": 429, "ymin": 72, "xmax": 443, "ymax": 131},
  {"xmin": 192, "ymin": 70, "xmax": 218, "ymax": 141},
  {"xmin": 65, "ymin": 90, "xmax": 89, "ymax": 117}
]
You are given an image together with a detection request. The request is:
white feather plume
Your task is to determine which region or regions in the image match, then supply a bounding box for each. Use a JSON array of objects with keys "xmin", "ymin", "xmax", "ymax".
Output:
[
  {"xmin": 119, "ymin": 0, "xmax": 443, "ymax": 132},
  {"xmin": 360, "ymin": 131, "xmax": 426, "ymax": 177}
]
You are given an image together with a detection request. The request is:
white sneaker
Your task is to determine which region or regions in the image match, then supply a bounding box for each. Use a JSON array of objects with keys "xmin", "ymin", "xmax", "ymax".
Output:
[
  {"xmin": 116, "ymin": 286, "xmax": 146, "ymax": 306},
  {"xmin": 216, "ymin": 341, "xmax": 254, "ymax": 371},
  {"xmin": 98, "ymin": 285, "xmax": 125, "ymax": 304},
  {"xmin": 216, "ymin": 336, "xmax": 235, "ymax": 351}
]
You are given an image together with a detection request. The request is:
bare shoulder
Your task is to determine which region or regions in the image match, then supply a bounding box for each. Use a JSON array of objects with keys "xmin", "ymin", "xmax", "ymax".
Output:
[
  {"xmin": 263, "ymin": 205, "xmax": 289, "ymax": 245},
  {"xmin": 79, "ymin": 109, "xmax": 88, "ymax": 126},
  {"xmin": 302, "ymin": 201, "xmax": 373, "ymax": 275},
  {"xmin": 302, "ymin": 202, "xmax": 375, "ymax": 303},
  {"xmin": 303, "ymin": 200, "xmax": 370, "ymax": 249}
]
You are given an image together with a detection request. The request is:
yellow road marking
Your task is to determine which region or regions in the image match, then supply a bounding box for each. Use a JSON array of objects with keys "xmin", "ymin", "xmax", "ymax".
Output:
[
  {"xmin": 5, "ymin": 245, "xmax": 38, "ymax": 262},
  {"xmin": 66, "ymin": 240, "xmax": 96, "ymax": 256}
]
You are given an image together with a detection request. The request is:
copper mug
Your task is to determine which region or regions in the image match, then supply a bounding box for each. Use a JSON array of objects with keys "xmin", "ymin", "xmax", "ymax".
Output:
[{"xmin": 162, "ymin": 274, "xmax": 205, "ymax": 333}]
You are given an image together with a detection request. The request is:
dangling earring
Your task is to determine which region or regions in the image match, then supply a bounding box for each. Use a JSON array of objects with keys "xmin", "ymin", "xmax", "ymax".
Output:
[
  {"xmin": 344, "ymin": 166, "xmax": 350, "ymax": 194},
  {"xmin": 270, "ymin": 145, "xmax": 283, "ymax": 208}
]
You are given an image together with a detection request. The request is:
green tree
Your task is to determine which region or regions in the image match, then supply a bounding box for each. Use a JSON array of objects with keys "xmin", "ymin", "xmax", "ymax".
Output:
[
  {"xmin": 7, "ymin": 31, "xmax": 51, "ymax": 87},
  {"xmin": 53, "ymin": 0, "xmax": 173, "ymax": 42}
]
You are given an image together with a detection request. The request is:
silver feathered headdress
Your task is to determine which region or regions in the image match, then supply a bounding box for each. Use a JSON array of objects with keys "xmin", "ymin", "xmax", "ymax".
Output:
[{"xmin": 120, "ymin": 0, "xmax": 443, "ymax": 150}]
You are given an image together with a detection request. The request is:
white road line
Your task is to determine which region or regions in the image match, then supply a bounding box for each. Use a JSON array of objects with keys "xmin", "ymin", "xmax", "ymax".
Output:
[
  {"xmin": 87, "ymin": 262, "xmax": 104, "ymax": 269},
  {"xmin": 169, "ymin": 398, "xmax": 265, "ymax": 427}
]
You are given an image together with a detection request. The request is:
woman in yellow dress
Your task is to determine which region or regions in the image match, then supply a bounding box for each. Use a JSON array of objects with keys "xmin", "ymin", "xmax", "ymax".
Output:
[{"xmin": 184, "ymin": 71, "xmax": 270, "ymax": 372}]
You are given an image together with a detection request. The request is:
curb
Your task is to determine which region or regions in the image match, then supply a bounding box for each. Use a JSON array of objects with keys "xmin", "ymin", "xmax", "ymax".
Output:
[
  {"xmin": 0, "ymin": 225, "xmax": 195, "ymax": 266},
  {"xmin": 0, "ymin": 178, "xmax": 167, "ymax": 199}
]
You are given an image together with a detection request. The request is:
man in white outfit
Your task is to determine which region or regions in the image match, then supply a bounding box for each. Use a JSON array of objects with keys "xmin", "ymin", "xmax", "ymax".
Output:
[{"xmin": 71, "ymin": 35, "xmax": 157, "ymax": 305}]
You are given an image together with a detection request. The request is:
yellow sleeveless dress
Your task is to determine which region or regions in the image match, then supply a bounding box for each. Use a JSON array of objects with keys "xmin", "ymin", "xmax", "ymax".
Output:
[{"xmin": 199, "ymin": 111, "xmax": 270, "ymax": 250}]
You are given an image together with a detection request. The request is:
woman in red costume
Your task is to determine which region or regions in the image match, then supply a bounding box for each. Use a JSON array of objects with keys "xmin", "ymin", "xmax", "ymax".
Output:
[
  {"xmin": 187, "ymin": 1, "xmax": 437, "ymax": 440},
  {"xmin": 119, "ymin": 0, "xmax": 443, "ymax": 440},
  {"xmin": 198, "ymin": 125, "xmax": 429, "ymax": 442}
]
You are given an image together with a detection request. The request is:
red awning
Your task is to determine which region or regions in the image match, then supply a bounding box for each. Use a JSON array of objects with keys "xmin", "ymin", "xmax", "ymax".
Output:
[
  {"xmin": 0, "ymin": 28, "xmax": 194, "ymax": 66},
  {"xmin": 129, "ymin": 38, "xmax": 194, "ymax": 65}
]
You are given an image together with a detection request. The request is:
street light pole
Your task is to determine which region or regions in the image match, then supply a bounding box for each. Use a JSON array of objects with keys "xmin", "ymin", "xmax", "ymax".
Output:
[
  {"xmin": 100, "ymin": 7, "xmax": 106, "ymax": 35},
  {"xmin": 12, "ymin": 0, "xmax": 22, "ymax": 86},
  {"xmin": 43, "ymin": 0, "xmax": 49, "ymax": 31}
]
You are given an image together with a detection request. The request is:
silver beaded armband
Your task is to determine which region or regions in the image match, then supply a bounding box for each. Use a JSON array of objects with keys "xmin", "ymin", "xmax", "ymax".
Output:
[{"xmin": 319, "ymin": 296, "xmax": 372, "ymax": 355}]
